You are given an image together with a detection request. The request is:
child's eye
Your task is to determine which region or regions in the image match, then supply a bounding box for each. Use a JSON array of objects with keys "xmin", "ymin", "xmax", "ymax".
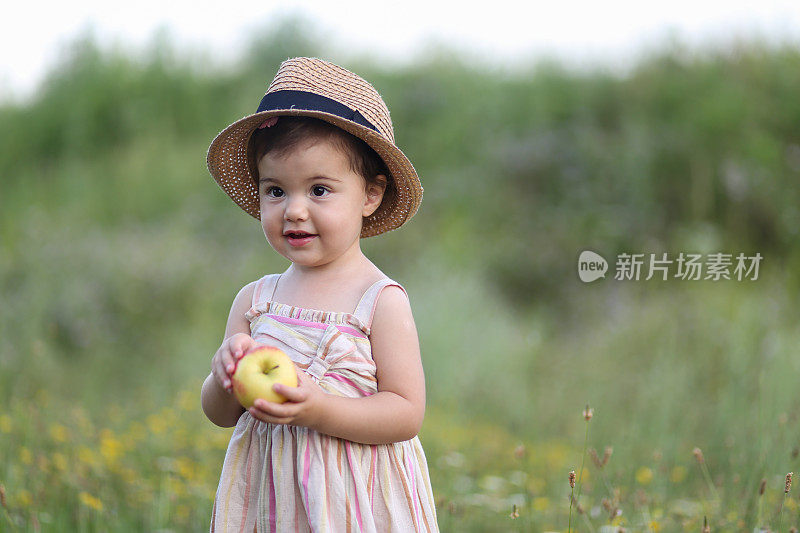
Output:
[
  {"xmin": 265, "ymin": 186, "xmax": 284, "ymax": 198},
  {"xmin": 311, "ymin": 185, "xmax": 330, "ymax": 197}
]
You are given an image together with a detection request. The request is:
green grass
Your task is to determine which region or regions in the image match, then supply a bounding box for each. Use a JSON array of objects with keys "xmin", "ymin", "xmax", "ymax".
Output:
[
  {"xmin": 3, "ymin": 20, "xmax": 800, "ymax": 531},
  {"xmin": 2, "ymin": 227, "xmax": 799, "ymax": 531}
]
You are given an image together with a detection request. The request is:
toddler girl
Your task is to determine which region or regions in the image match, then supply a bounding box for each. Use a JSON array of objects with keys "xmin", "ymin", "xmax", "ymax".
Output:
[{"xmin": 200, "ymin": 57, "xmax": 439, "ymax": 532}]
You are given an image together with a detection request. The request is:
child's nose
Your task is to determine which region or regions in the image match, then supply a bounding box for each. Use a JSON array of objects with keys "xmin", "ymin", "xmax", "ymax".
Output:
[{"xmin": 283, "ymin": 196, "xmax": 309, "ymax": 221}]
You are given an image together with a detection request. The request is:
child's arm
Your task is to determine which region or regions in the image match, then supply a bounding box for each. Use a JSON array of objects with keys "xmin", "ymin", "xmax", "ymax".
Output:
[
  {"xmin": 250, "ymin": 285, "xmax": 426, "ymax": 445},
  {"xmin": 200, "ymin": 282, "xmax": 257, "ymax": 428}
]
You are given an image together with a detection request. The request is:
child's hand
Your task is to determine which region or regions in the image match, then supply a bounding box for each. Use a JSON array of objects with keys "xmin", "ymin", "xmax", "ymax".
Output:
[
  {"xmin": 211, "ymin": 333, "xmax": 258, "ymax": 394},
  {"xmin": 247, "ymin": 368, "xmax": 324, "ymax": 429}
]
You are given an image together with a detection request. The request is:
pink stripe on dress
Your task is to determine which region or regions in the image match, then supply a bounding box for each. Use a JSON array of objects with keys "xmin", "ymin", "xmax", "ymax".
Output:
[
  {"xmin": 254, "ymin": 277, "xmax": 265, "ymax": 307},
  {"xmin": 302, "ymin": 435, "xmax": 312, "ymax": 519},
  {"xmin": 369, "ymin": 445, "xmax": 377, "ymax": 506},
  {"xmin": 266, "ymin": 440, "xmax": 277, "ymax": 533},
  {"xmin": 222, "ymin": 420, "xmax": 250, "ymax": 523},
  {"xmin": 407, "ymin": 447, "xmax": 422, "ymax": 528},
  {"xmin": 323, "ymin": 436, "xmax": 333, "ymax": 528},
  {"xmin": 237, "ymin": 428, "xmax": 258, "ymax": 533},
  {"xmin": 266, "ymin": 314, "xmax": 367, "ymax": 338},
  {"xmin": 345, "ymin": 440, "xmax": 365, "ymax": 532},
  {"xmin": 326, "ymin": 373, "xmax": 374, "ymax": 396}
]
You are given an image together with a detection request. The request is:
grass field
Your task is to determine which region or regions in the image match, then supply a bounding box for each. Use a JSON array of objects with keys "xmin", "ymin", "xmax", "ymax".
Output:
[
  {"xmin": 3, "ymin": 27, "xmax": 800, "ymax": 531},
  {"xmin": 2, "ymin": 243, "xmax": 799, "ymax": 531}
]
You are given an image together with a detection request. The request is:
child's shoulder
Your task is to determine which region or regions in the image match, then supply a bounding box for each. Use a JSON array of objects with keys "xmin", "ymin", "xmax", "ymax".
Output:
[
  {"xmin": 241, "ymin": 273, "xmax": 281, "ymax": 300},
  {"xmin": 373, "ymin": 281, "xmax": 409, "ymax": 306},
  {"xmin": 366, "ymin": 276, "xmax": 413, "ymax": 327},
  {"xmin": 367, "ymin": 280, "xmax": 416, "ymax": 342},
  {"xmin": 229, "ymin": 279, "xmax": 259, "ymax": 310},
  {"xmin": 232, "ymin": 274, "xmax": 278, "ymax": 308}
]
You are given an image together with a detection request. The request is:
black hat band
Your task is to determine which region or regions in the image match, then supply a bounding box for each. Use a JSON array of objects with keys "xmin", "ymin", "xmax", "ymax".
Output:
[{"xmin": 256, "ymin": 90, "xmax": 379, "ymax": 133}]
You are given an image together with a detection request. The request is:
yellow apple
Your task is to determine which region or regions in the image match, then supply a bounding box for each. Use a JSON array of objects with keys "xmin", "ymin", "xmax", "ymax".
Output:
[{"xmin": 231, "ymin": 346, "xmax": 298, "ymax": 409}]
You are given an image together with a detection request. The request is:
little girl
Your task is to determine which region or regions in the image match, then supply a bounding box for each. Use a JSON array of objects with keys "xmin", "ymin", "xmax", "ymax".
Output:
[{"xmin": 200, "ymin": 57, "xmax": 439, "ymax": 532}]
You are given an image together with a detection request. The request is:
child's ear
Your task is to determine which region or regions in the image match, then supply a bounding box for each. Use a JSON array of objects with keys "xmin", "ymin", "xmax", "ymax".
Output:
[{"xmin": 362, "ymin": 174, "xmax": 387, "ymax": 217}]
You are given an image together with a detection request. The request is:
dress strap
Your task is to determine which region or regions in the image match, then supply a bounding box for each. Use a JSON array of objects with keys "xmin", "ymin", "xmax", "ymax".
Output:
[
  {"xmin": 353, "ymin": 278, "xmax": 408, "ymax": 332},
  {"xmin": 251, "ymin": 273, "xmax": 281, "ymax": 308}
]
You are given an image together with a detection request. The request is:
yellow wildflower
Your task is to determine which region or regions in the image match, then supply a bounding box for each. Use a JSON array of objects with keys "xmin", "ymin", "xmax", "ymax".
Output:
[
  {"xmin": 17, "ymin": 489, "xmax": 32, "ymax": 507},
  {"xmin": 0, "ymin": 414, "xmax": 11, "ymax": 433},
  {"xmin": 670, "ymin": 465, "xmax": 687, "ymax": 483},
  {"xmin": 78, "ymin": 491, "xmax": 103, "ymax": 512},
  {"xmin": 19, "ymin": 447, "xmax": 33, "ymax": 465},
  {"xmin": 120, "ymin": 467, "xmax": 138, "ymax": 484},
  {"xmin": 533, "ymin": 497, "xmax": 550, "ymax": 511},
  {"xmin": 527, "ymin": 476, "xmax": 545, "ymax": 494},
  {"xmin": 635, "ymin": 466, "xmax": 654, "ymax": 485},
  {"xmin": 211, "ymin": 430, "xmax": 231, "ymax": 450},
  {"xmin": 178, "ymin": 389, "xmax": 196, "ymax": 412},
  {"xmin": 543, "ymin": 443, "xmax": 568, "ymax": 468},
  {"xmin": 167, "ymin": 477, "xmax": 187, "ymax": 498},
  {"xmin": 158, "ymin": 407, "xmax": 177, "ymax": 425},
  {"xmin": 78, "ymin": 446, "xmax": 98, "ymax": 468},
  {"xmin": 49, "ymin": 424, "xmax": 68, "ymax": 443},
  {"xmin": 177, "ymin": 504, "xmax": 191, "ymax": 520},
  {"xmin": 147, "ymin": 414, "xmax": 167, "ymax": 435},
  {"xmin": 100, "ymin": 429, "xmax": 123, "ymax": 464},
  {"xmin": 53, "ymin": 453, "xmax": 68, "ymax": 472},
  {"xmin": 125, "ymin": 421, "xmax": 146, "ymax": 443},
  {"xmin": 649, "ymin": 520, "xmax": 661, "ymax": 531},
  {"xmin": 176, "ymin": 457, "xmax": 196, "ymax": 481},
  {"xmin": 174, "ymin": 428, "xmax": 191, "ymax": 446}
]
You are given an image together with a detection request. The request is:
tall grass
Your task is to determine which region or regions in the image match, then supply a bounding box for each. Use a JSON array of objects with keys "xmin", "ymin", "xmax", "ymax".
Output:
[{"xmin": 2, "ymin": 15, "xmax": 800, "ymax": 531}]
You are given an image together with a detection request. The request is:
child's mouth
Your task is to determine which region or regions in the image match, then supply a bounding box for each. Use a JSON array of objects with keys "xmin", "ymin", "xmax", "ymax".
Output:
[{"xmin": 285, "ymin": 232, "xmax": 317, "ymax": 247}]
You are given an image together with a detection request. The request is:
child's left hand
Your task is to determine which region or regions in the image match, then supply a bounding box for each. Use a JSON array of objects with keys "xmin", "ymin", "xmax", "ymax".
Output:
[{"xmin": 247, "ymin": 368, "xmax": 324, "ymax": 429}]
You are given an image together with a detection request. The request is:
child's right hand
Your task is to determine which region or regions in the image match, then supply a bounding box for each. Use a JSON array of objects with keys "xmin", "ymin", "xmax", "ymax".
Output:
[{"xmin": 212, "ymin": 333, "xmax": 258, "ymax": 393}]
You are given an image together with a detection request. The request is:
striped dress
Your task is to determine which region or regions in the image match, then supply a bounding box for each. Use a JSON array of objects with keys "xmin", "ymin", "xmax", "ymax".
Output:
[{"xmin": 210, "ymin": 273, "xmax": 439, "ymax": 532}]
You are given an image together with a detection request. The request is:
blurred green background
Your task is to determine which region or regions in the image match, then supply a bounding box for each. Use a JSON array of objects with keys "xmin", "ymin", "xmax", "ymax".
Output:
[{"xmin": 2, "ymin": 14, "xmax": 800, "ymax": 532}]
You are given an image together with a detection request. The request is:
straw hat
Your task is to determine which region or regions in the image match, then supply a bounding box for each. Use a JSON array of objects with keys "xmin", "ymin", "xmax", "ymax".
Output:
[{"xmin": 206, "ymin": 57, "xmax": 422, "ymax": 237}]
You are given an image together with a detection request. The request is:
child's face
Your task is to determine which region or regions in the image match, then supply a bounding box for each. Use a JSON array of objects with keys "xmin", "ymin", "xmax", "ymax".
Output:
[{"xmin": 256, "ymin": 138, "xmax": 385, "ymax": 270}]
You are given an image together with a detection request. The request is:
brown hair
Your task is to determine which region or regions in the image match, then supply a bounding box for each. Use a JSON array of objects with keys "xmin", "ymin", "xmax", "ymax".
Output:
[{"xmin": 247, "ymin": 116, "xmax": 393, "ymax": 196}]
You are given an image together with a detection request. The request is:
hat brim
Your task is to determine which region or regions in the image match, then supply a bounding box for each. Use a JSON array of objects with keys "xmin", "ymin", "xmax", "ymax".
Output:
[{"xmin": 206, "ymin": 108, "xmax": 422, "ymax": 238}]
